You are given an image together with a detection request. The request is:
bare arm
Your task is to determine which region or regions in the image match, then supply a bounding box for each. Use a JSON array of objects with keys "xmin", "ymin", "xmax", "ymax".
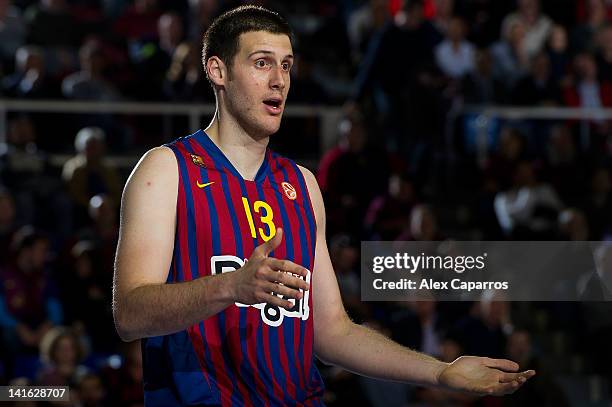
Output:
[
  {"xmin": 300, "ymin": 165, "xmax": 446, "ymax": 385},
  {"xmin": 299, "ymin": 165, "xmax": 535, "ymax": 395},
  {"xmin": 112, "ymin": 147, "xmax": 235, "ymax": 341},
  {"xmin": 113, "ymin": 147, "xmax": 309, "ymax": 342}
]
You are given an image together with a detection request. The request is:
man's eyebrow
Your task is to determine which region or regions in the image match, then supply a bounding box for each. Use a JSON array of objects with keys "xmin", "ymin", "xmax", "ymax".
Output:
[{"xmin": 248, "ymin": 50, "xmax": 294, "ymax": 59}]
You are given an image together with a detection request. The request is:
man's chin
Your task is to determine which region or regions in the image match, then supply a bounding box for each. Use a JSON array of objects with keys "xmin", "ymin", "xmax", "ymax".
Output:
[
  {"xmin": 249, "ymin": 126, "xmax": 279, "ymax": 141},
  {"xmin": 255, "ymin": 119, "xmax": 282, "ymax": 138}
]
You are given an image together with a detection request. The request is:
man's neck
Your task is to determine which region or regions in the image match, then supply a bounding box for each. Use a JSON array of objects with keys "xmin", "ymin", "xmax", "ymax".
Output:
[{"xmin": 204, "ymin": 111, "xmax": 269, "ymax": 181}]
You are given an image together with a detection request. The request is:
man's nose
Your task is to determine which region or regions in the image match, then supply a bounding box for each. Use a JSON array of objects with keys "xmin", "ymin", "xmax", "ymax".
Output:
[{"xmin": 270, "ymin": 66, "xmax": 286, "ymax": 90}]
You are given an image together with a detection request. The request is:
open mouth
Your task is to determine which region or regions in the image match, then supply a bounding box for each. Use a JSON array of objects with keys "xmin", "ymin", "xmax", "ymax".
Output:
[{"xmin": 263, "ymin": 98, "xmax": 283, "ymax": 113}]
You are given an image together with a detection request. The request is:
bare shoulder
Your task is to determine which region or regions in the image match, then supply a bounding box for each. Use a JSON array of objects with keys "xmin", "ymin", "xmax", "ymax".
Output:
[
  {"xmin": 297, "ymin": 164, "xmax": 325, "ymax": 225},
  {"xmin": 122, "ymin": 146, "xmax": 177, "ymax": 198},
  {"xmin": 115, "ymin": 146, "xmax": 178, "ymax": 293},
  {"xmin": 130, "ymin": 146, "xmax": 176, "ymax": 178},
  {"xmin": 296, "ymin": 165, "xmax": 318, "ymax": 194}
]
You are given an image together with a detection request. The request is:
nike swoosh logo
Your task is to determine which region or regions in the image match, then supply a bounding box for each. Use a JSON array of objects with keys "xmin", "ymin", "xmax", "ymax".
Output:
[{"xmin": 196, "ymin": 181, "xmax": 215, "ymax": 189}]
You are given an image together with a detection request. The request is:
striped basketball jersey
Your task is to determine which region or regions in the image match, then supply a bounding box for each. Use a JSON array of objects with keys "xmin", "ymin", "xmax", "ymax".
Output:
[{"xmin": 141, "ymin": 130, "xmax": 326, "ymax": 406}]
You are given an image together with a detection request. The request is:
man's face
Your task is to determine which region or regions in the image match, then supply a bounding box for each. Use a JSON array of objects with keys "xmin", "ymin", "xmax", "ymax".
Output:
[{"xmin": 222, "ymin": 30, "xmax": 293, "ymax": 138}]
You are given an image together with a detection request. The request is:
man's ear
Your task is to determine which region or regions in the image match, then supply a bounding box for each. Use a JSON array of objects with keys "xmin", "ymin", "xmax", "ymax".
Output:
[{"xmin": 207, "ymin": 56, "xmax": 227, "ymax": 88}]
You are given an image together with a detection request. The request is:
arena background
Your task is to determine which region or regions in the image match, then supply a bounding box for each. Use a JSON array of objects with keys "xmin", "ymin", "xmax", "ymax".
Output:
[{"xmin": 1, "ymin": 0, "xmax": 611, "ymax": 405}]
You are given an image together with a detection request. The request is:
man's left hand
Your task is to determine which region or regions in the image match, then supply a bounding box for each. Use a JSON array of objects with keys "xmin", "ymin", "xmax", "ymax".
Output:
[{"xmin": 438, "ymin": 356, "xmax": 536, "ymax": 396}]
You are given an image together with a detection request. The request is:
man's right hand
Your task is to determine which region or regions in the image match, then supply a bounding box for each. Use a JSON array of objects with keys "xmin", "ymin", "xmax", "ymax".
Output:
[{"xmin": 229, "ymin": 228, "xmax": 310, "ymax": 310}]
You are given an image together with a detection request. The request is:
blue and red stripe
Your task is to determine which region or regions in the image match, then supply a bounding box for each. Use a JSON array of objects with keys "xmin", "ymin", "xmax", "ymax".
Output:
[{"xmin": 142, "ymin": 131, "xmax": 326, "ymax": 406}]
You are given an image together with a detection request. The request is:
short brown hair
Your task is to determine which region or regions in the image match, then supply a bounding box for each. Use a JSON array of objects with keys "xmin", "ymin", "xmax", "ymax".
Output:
[{"xmin": 201, "ymin": 5, "xmax": 292, "ymax": 83}]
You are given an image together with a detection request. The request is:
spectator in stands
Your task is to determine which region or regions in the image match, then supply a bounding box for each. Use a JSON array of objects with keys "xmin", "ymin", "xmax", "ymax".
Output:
[
  {"xmin": 328, "ymin": 234, "xmax": 365, "ymax": 321},
  {"xmin": 460, "ymin": 0, "xmax": 514, "ymax": 47},
  {"xmin": 69, "ymin": 0, "xmax": 107, "ymax": 38},
  {"xmin": 390, "ymin": 300, "xmax": 446, "ymax": 357},
  {"xmin": 78, "ymin": 194, "xmax": 118, "ymax": 275},
  {"xmin": 571, "ymin": 0, "xmax": 607, "ymax": 53},
  {"xmin": 187, "ymin": 0, "xmax": 219, "ymax": 42},
  {"xmin": 0, "ymin": 188, "xmax": 18, "ymax": 261},
  {"xmin": 24, "ymin": 0, "xmax": 80, "ymax": 48},
  {"xmin": 544, "ymin": 124, "xmax": 586, "ymax": 206},
  {"xmin": 0, "ymin": 116, "xmax": 55, "ymax": 224},
  {"xmin": 546, "ymin": 25, "xmax": 570, "ymax": 84},
  {"xmin": 158, "ymin": 12, "xmax": 183, "ymax": 56},
  {"xmin": 74, "ymin": 372, "xmax": 107, "ymax": 407},
  {"xmin": 62, "ymin": 127, "xmax": 122, "ymax": 225},
  {"xmin": 461, "ymin": 48, "xmax": 508, "ymax": 104},
  {"xmin": 434, "ymin": 16, "xmax": 475, "ymax": 80},
  {"xmin": 454, "ymin": 291, "xmax": 513, "ymax": 358},
  {"xmin": 62, "ymin": 40, "xmax": 121, "ymax": 101},
  {"xmin": 431, "ymin": 0, "xmax": 454, "ymax": 36},
  {"xmin": 580, "ymin": 242, "xmax": 612, "ymax": 299},
  {"xmin": 0, "ymin": 227, "xmax": 63, "ymax": 356},
  {"xmin": 130, "ymin": 12, "xmax": 187, "ymax": 100},
  {"xmin": 501, "ymin": 0, "xmax": 552, "ymax": 59},
  {"xmin": 316, "ymin": 109, "xmax": 389, "ymax": 235},
  {"xmin": 58, "ymin": 240, "xmax": 115, "ymax": 351},
  {"xmin": 1, "ymin": 46, "xmax": 61, "ymax": 99},
  {"xmin": 0, "ymin": 116, "xmax": 43, "ymax": 187},
  {"xmin": 494, "ymin": 160, "xmax": 564, "ymax": 239},
  {"xmin": 594, "ymin": 23, "xmax": 612, "ymax": 82},
  {"xmin": 0, "ymin": 117, "xmax": 40, "ymax": 222},
  {"xmin": 0, "ymin": 0, "xmax": 26, "ymax": 68},
  {"xmin": 100, "ymin": 340, "xmax": 144, "ymax": 407},
  {"xmin": 287, "ymin": 52, "xmax": 330, "ymax": 104},
  {"xmin": 490, "ymin": 19, "xmax": 530, "ymax": 90},
  {"xmin": 511, "ymin": 52, "xmax": 562, "ymax": 106},
  {"xmin": 37, "ymin": 326, "xmax": 88, "ymax": 386},
  {"xmin": 492, "ymin": 128, "xmax": 527, "ymax": 182},
  {"xmin": 364, "ymin": 172, "xmax": 416, "ymax": 240},
  {"xmin": 0, "ymin": 116, "xmax": 73, "ymax": 243},
  {"xmin": 163, "ymin": 41, "xmax": 212, "ymax": 101},
  {"xmin": 480, "ymin": 127, "xmax": 527, "ymax": 239},
  {"xmin": 396, "ymin": 204, "xmax": 441, "ymax": 241},
  {"xmin": 113, "ymin": 0, "xmax": 161, "ymax": 42},
  {"xmin": 558, "ymin": 208, "xmax": 590, "ymax": 241},
  {"xmin": 563, "ymin": 52, "xmax": 612, "ymax": 134},
  {"xmin": 346, "ymin": 0, "xmax": 389, "ymax": 63},
  {"xmin": 352, "ymin": 0, "xmax": 443, "ymax": 153}
]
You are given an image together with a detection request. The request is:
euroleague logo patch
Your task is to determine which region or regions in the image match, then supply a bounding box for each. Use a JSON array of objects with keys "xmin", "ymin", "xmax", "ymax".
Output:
[{"xmin": 281, "ymin": 181, "xmax": 297, "ymax": 200}]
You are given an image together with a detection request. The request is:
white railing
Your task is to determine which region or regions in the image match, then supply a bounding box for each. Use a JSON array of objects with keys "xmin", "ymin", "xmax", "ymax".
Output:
[
  {"xmin": 0, "ymin": 99, "xmax": 344, "ymax": 155},
  {"xmin": 5, "ymin": 101, "xmax": 607, "ymax": 168},
  {"xmin": 454, "ymin": 105, "xmax": 612, "ymax": 166}
]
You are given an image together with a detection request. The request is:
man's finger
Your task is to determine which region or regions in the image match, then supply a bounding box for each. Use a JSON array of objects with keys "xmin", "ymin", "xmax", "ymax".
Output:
[
  {"xmin": 262, "ymin": 281, "xmax": 303, "ymax": 300},
  {"xmin": 489, "ymin": 374, "xmax": 535, "ymax": 396},
  {"xmin": 253, "ymin": 228, "xmax": 283, "ymax": 258},
  {"xmin": 499, "ymin": 370, "xmax": 536, "ymax": 383},
  {"xmin": 261, "ymin": 293, "xmax": 293, "ymax": 310},
  {"xmin": 273, "ymin": 271, "xmax": 310, "ymax": 291},
  {"xmin": 499, "ymin": 372, "xmax": 525, "ymax": 383},
  {"xmin": 489, "ymin": 381, "xmax": 521, "ymax": 396},
  {"xmin": 258, "ymin": 268, "xmax": 309, "ymax": 291},
  {"xmin": 266, "ymin": 258, "xmax": 309, "ymax": 278},
  {"xmin": 483, "ymin": 357, "xmax": 519, "ymax": 372}
]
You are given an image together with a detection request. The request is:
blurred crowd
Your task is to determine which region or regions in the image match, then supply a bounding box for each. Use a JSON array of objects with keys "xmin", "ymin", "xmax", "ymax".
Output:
[{"xmin": 1, "ymin": 0, "xmax": 612, "ymax": 405}]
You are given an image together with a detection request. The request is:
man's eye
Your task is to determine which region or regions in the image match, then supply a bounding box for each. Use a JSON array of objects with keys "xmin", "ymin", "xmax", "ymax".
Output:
[
  {"xmin": 282, "ymin": 63, "xmax": 290, "ymax": 71},
  {"xmin": 256, "ymin": 60, "xmax": 267, "ymax": 68}
]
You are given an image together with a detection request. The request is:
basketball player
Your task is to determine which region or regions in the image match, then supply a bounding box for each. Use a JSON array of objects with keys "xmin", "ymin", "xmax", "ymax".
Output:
[{"xmin": 112, "ymin": 6, "xmax": 535, "ymax": 406}]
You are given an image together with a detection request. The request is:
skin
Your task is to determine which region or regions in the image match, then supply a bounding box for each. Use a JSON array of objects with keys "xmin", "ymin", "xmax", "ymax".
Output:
[{"xmin": 113, "ymin": 30, "xmax": 535, "ymax": 397}]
